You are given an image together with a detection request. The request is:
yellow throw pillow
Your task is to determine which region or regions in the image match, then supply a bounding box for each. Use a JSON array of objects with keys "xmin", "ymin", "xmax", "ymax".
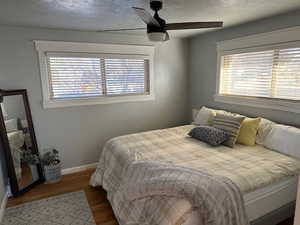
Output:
[{"xmin": 237, "ymin": 117, "xmax": 261, "ymax": 146}]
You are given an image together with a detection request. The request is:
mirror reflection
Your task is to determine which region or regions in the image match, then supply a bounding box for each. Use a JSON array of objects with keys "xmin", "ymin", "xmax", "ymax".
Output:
[{"xmin": 1, "ymin": 95, "xmax": 39, "ymax": 189}]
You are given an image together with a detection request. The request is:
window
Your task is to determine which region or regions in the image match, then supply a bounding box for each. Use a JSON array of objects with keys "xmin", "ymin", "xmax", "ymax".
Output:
[
  {"xmin": 35, "ymin": 41, "xmax": 155, "ymax": 108},
  {"xmin": 215, "ymin": 26, "xmax": 300, "ymax": 113},
  {"xmin": 220, "ymin": 48, "xmax": 300, "ymax": 101},
  {"xmin": 47, "ymin": 55, "xmax": 149, "ymax": 99}
]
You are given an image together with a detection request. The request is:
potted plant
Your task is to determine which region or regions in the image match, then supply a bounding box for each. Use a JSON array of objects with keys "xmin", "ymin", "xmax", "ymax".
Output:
[
  {"xmin": 41, "ymin": 149, "xmax": 61, "ymax": 183},
  {"xmin": 22, "ymin": 150, "xmax": 40, "ymax": 182}
]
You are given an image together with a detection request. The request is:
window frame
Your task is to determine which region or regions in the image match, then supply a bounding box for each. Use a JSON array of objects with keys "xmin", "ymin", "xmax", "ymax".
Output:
[
  {"xmin": 215, "ymin": 26, "xmax": 300, "ymax": 114},
  {"xmin": 35, "ymin": 41, "xmax": 155, "ymax": 109}
]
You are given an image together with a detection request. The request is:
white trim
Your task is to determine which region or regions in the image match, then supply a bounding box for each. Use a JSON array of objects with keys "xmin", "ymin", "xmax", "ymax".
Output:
[
  {"xmin": 34, "ymin": 40, "xmax": 155, "ymax": 109},
  {"xmin": 219, "ymin": 40, "xmax": 300, "ymax": 56},
  {"xmin": 61, "ymin": 162, "xmax": 97, "ymax": 175},
  {"xmin": 0, "ymin": 191, "xmax": 8, "ymax": 223},
  {"xmin": 34, "ymin": 40, "xmax": 154, "ymax": 55},
  {"xmin": 46, "ymin": 52, "xmax": 151, "ymax": 60},
  {"xmin": 215, "ymin": 51, "xmax": 223, "ymax": 96},
  {"xmin": 43, "ymin": 94, "xmax": 155, "ymax": 109},
  {"xmin": 214, "ymin": 95, "xmax": 300, "ymax": 114},
  {"xmin": 217, "ymin": 26, "xmax": 300, "ymax": 52}
]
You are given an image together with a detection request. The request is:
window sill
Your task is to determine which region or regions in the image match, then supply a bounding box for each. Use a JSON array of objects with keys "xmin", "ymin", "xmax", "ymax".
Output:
[
  {"xmin": 43, "ymin": 94, "xmax": 155, "ymax": 109},
  {"xmin": 214, "ymin": 94, "xmax": 300, "ymax": 114}
]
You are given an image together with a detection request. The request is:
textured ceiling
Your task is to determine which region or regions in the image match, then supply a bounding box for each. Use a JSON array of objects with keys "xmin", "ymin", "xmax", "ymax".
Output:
[{"xmin": 0, "ymin": 0, "xmax": 300, "ymax": 38}]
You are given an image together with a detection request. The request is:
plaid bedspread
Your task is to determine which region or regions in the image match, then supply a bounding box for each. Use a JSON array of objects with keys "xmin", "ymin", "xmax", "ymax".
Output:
[{"xmin": 90, "ymin": 125, "xmax": 300, "ymax": 224}]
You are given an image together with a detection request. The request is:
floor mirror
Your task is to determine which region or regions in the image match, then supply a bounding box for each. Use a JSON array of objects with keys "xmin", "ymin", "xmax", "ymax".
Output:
[{"xmin": 0, "ymin": 89, "xmax": 44, "ymax": 196}]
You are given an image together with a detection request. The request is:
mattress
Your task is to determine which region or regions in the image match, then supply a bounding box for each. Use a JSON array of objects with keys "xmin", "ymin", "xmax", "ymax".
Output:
[
  {"xmin": 244, "ymin": 175, "xmax": 298, "ymax": 221},
  {"xmin": 91, "ymin": 125, "xmax": 300, "ymax": 223}
]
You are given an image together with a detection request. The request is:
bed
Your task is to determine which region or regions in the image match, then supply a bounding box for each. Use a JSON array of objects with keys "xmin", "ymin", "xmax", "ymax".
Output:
[{"xmin": 90, "ymin": 125, "xmax": 300, "ymax": 225}]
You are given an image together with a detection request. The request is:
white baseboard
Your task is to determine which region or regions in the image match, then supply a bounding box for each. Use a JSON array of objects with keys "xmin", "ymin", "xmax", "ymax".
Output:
[
  {"xmin": 0, "ymin": 192, "xmax": 8, "ymax": 223},
  {"xmin": 61, "ymin": 163, "xmax": 97, "ymax": 175}
]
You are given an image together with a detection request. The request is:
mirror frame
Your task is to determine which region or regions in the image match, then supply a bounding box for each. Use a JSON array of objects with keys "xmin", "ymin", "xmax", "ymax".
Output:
[{"xmin": 0, "ymin": 89, "xmax": 44, "ymax": 196}]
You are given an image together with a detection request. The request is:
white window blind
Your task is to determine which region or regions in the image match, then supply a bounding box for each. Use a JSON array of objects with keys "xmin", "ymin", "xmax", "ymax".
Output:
[
  {"xmin": 47, "ymin": 55, "xmax": 149, "ymax": 100},
  {"xmin": 220, "ymin": 47, "xmax": 300, "ymax": 101},
  {"xmin": 105, "ymin": 59, "xmax": 148, "ymax": 95}
]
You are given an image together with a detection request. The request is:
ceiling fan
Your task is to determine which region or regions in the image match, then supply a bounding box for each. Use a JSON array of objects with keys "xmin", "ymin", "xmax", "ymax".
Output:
[{"xmin": 98, "ymin": 0, "xmax": 223, "ymax": 42}]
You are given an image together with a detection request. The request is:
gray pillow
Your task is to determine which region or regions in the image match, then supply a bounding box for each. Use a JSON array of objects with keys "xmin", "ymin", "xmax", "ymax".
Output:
[
  {"xmin": 188, "ymin": 126, "xmax": 228, "ymax": 146},
  {"xmin": 213, "ymin": 113, "xmax": 245, "ymax": 148}
]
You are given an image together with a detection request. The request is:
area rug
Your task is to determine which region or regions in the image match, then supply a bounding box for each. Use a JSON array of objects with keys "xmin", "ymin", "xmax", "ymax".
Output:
[{"xmin": 2, "ymin": 191, "xmax": 96, "ymax": 225}]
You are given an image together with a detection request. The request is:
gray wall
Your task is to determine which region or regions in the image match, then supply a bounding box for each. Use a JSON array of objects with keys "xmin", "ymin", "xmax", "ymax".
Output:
[
  {"xmin": 189, "ymin": 9, "xmax": 300, "ymax": 126},
  {"xmin": 0, "ymin": 25, "xmax": 189, "ymax": 202}
]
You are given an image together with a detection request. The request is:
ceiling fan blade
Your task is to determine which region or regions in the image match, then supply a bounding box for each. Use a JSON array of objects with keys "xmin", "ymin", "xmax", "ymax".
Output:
[
  {"xmin": 165, "ymin": 22, "xmax": 223, "ymax": 30},
  {"xmin": 164, "ymin": 32, "xmax": 170, "ymax": 41},
  {"xmin": 97, "ymin": 28, "xmax": 146, "ymax": 32},
  {"xmin": 132, "ymin": 7, "xmax": 160, "ymax": 27}
]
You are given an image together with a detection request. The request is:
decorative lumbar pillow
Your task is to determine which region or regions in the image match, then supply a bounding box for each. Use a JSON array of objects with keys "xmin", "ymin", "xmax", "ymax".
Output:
[
  {"xmin": 188, "ymin": 126, "xmax": 228, "ymax": 146},
  {"xmin": 193, "ymin": 106, "xmax": 215, "ymax": 126},
  {"xmin": 263, "ymin": 124, "xmax": 300, "ymax": 159},
  {"xmin": 237, "ymin": 117, "xmax": 261, "ymax": 146},
  {"xmin": 213, "ymin": 113, "xmax": 245, "ymax": 148}
]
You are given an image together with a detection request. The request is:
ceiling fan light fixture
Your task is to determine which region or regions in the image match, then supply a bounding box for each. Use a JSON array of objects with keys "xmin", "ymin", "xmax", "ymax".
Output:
[
  {"xmin": 99, "ymin": 1, "xmax": 223, "ymax": 41},
  {"xmin": 147, "ymin": 32, "xmax": 166, "ymax": 42}
]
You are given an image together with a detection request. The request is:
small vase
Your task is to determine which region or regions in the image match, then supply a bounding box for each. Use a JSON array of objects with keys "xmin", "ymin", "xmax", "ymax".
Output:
[{"xmin": 43, "ymin": 163, "xmax": 62, "ymax": 184}]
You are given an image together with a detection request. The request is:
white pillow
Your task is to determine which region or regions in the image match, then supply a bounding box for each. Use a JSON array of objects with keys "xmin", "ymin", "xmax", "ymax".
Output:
[
  {"xmin": 263, "ymin": 124, "xmax": 300, "ymax": 159},
  {"xmin": 193, "ymin": 106, "xmax": 242, "ymax": 126},
  {"xmin": 5, "ymin": 119, "xmax": 18, "ymax": 133},
  {"xmin": 256, "ymin": 118, "xmax": 275, "ymax": 145},
  {"xmin": 193, "ymin": 106, "xmax": 215, "ymax": 126}
]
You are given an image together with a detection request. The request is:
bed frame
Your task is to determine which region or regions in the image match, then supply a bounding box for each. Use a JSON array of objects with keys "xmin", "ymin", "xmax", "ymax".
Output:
[
  {"xmin": 245, "ymin": 176, "xmax": 298, "ymax": 222},
  {"xmin": 251, "ymin": 202, "xmax": 295, "ymax": 225}
]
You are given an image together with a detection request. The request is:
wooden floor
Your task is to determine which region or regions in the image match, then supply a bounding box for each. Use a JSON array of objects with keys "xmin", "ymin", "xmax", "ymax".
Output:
[{"xmin": 7, "ymin": 169, "xmax": 293, "ymax": 225}]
